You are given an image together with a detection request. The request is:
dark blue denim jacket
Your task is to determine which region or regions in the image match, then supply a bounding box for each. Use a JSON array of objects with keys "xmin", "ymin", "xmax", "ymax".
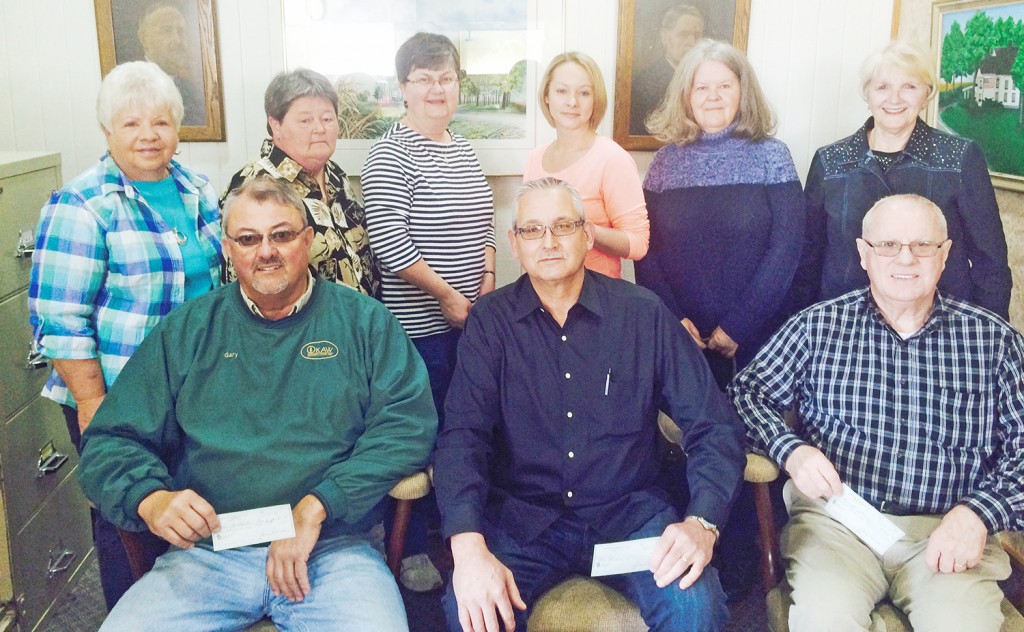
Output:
[{"xmin": 795, "ymin": 117, "xmax": 1011, "ymax": 318}]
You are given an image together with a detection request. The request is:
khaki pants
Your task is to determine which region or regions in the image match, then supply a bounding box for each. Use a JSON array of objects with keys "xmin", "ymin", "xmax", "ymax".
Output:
[{"xmin": 781, "ymin": 482, "xmax": 1010, "ymax": 632}]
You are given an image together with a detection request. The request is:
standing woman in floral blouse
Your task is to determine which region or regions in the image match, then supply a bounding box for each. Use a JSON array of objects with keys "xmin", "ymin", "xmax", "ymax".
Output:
[{"xmin": 223, "ymin": 68, "xmax": 380, "ymax": 297}]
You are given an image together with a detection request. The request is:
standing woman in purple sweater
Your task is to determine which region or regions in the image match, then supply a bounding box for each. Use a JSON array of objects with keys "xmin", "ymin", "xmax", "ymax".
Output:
[
  {"xmin": 636, "ymin": 39, "xmax": 803, "ymax": 386},
  {"xmin": 635, "ymin": 39, "xmax": 804, "ymax": 601}
]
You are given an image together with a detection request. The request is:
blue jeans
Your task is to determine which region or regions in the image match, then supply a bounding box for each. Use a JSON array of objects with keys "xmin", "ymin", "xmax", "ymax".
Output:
[
  {"xmin": 443, "ymin": 509, "xmax": 729, "ymax": 632},
  {"xmin": 411, "ymin": 328, "xmax": 461, "ymax": 431},
  {"xmin": 100, "ymin": 533, "xmax": 408, "ymax": 631}
]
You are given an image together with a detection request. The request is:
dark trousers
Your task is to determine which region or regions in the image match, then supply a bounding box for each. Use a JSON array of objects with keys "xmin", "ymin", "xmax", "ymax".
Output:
[
  {"xmin": 62, "ymin": 405, "xmax": 167, "ymax": 611},
  {"xmin": 385, "ymin": 329, "xmax": 461, "ymax": 557},
  {"xmin": 442, "ymin": 509, "xmax": 729, "ymax": 631}
]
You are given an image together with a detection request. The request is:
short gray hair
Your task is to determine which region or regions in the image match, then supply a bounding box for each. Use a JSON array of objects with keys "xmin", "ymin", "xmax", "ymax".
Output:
[
  {"xmin": 860, "ymin": 41, "xmax": 936, "ymax": 101},
  {"xmin": 96, "ymin": 61, "xmax": 184, "ymax": 131},
  {"xmin": 862, "ymin": 194, "xmax": 947, "ymax": 240},
  {"xmin": 264, "ymin": 69, "xmax": 339, "ymax": 135},
  {"xmin": 222, "ymin": 176, "xmax": 309, "ymax": 233},
  {"xmin": 514, "ymin": 177, "xmax": 585, "ymax": 224}
]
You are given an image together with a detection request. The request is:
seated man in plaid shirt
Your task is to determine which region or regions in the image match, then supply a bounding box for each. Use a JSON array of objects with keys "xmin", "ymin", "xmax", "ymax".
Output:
[{"xmin": 731, "ymin": 193, "xmax": 1024, "ymax": 631}]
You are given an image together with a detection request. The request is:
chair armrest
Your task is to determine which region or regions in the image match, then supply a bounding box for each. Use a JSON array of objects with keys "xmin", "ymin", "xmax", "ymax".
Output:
[
  {"xmin": 745, "ymin": 453, "xmax": 780, "ymax": 484},
  {"xmin": 999, "ymin": 531, "xmax": 1024, "ymax": 611},
  {"xmin": 388, "ymin": 470, "xmax": 431, "ymax": 501}
]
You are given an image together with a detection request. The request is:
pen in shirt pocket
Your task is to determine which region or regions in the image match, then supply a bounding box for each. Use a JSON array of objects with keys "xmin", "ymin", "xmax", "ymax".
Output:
[{"xmin": 604, "ymin": 368, "xmax": 611, "ymax": 396}]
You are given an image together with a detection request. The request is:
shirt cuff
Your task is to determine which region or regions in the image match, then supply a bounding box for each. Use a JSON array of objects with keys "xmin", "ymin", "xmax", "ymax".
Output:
[
  {"xmin": 310, "ymin": 480, "xmax": 343, "ymax": 524},
  {"xmin": 961, "ymin": 492, "xmax": 1009, "ymax": 533},
  {"xmin": 41, "ymin": 333, "xmax": 98, "ymax": 359},
  {"xmin": 767, "ymin": 434, "xmax": 807, "ymax": 471},
  {"xmin": 440, "ymin": 505, "xmax": 483, "ymax": 541},
  {"xmin": 125, "ymin": 480, "xmax": 171, "ymax": 532}
]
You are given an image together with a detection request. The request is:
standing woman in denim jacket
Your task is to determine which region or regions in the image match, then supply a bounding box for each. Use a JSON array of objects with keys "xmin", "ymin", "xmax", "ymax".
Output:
[
  {"xmin": 795, "ymin": 41, "xmax": 1011, "ymax": 317},
  {"xmin": 28, "ymin": 61, "xmax": 222, "ymax": 610}
]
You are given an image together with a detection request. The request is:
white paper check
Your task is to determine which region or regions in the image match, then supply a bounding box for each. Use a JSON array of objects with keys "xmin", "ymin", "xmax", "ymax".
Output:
[
  {"xmin": 591, "ymin": 537, "xmax": 659, "ymax": 577},
  {"xmin": 211, "ymin": 504, "xmax": 296, "ymax": 551},
  {"xmin": 825, "ymin": 484, "xmax": 905, "ymax": 555}
]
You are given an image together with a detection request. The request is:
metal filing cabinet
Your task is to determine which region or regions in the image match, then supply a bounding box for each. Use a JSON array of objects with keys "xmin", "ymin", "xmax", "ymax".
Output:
[{"xmin": 0, "ymin": 152, "xmax": 92, "ymax": 631}]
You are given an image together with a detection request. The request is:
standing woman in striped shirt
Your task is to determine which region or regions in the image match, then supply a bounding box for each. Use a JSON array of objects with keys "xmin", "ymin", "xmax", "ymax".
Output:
[{"xmin": 361, "ymin": 31, "xmax": 496, "ymax": 592}]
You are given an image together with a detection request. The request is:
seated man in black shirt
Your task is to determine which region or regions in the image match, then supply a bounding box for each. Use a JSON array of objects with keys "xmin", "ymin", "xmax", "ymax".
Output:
[{"xmin": 434, "ymin": 177, "xmax": 745, "ymax": 632}]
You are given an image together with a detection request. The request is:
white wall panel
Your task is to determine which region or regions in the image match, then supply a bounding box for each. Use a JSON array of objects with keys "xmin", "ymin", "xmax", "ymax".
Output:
[
  {"xmin": 65, "ymin": 0, "xmax": 106, "ymax": 176},
  {"xmin": 747, "ymin": 0, "xmax": 895, "ymax": 181},
  {"xmin": 0, "ymin": 1, "xmax": 16, "ymax": 153},
  {"xmin": 0, "ymin": 0, "xmax": 903, "ymax": 188},
  {"xmin": 4, "ymin": 1, "xmax": 45, "ymax": 153}
]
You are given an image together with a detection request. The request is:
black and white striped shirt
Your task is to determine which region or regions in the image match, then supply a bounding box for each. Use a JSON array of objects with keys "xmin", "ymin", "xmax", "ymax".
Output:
[
  {"xmin": 730, "ymin": 288, "xmax": 1024, "ymax": 532},
  {"xmin": 362, "ymin": 123, "xmax": 496, "ymax": 338}
]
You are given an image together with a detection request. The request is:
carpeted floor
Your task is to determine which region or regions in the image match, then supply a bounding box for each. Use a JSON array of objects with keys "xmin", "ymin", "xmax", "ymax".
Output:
[{"xmin": 42, "ymin": 549, "xmax": 769, "ymax": 631}]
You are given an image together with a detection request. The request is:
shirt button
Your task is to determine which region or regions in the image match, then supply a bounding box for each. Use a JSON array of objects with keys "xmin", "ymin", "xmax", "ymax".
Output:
[
  {"xmin": 567, "ymin": 411, "xmax": 573, "ymax": 418},
  {"xmin": 568, "ymin": 451, "xmax": 574, "ymax": 458},
  {"xmin": 565, "ymin": 372, "xmax": 571, "ymax": 379},
  {"xmin": 561, "ymin": 335, "xmax": 567, "ymax": 342},
  {"xmin": 567, "ymin": 491, "xmax": 573, "ymax": 498}
]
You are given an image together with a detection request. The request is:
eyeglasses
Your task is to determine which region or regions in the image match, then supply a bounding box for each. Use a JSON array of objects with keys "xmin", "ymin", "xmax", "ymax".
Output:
[
  {"xmin": 225, "ymin": 229, "xmax": 303, "ymax": 249},
  {"xmin": 861, "ymin": 239, "xmax": 949, "ymax": 257},
  {"xmin": 513, "ymin": 220, "xmax": 586, "ymax": 240},
  {"xmin": 405, "ymin": 74, "xmax": 459, "ymax": 90}
]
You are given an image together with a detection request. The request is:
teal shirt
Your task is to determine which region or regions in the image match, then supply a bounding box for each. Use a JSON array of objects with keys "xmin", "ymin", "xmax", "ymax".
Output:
[
  {"xmin": 79, "ymin": 279, "xmax": 437, "ymax": 540},
  {"xmin": 132, "ymin": 176, "xmax": 212, "ymax": 300}
]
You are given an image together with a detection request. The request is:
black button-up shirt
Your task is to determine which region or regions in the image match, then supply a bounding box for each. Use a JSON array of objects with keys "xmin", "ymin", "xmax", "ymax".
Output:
[{"xmin": 435, "ymin": 271, "xmax": 745, "ymax": 544}]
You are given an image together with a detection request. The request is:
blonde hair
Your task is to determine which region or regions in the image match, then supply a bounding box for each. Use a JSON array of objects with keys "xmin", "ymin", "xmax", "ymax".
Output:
[
  {"xmin": 646, "ymin": 39, "xmax": 776, "ymax": 145},
  {"xmin": 537, "ymin": 52, "xmax": 608, "ymax": 131},
  {"xmin": 859, "ymin": 41, "xmax": 937, "ymax": 101}
]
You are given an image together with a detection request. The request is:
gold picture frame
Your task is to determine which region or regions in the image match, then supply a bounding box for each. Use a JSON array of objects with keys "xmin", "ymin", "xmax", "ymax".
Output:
[
  {"xmin": 94, "ymin": 0, "xmax": 225, "ymax": 142},
  {"xmin": 613, "ymin": 0, "xmax": 751, "ymax": 151},
  {"xmin": 930, "ymin": 0, "xmax": 1024, "ymax": 192}
]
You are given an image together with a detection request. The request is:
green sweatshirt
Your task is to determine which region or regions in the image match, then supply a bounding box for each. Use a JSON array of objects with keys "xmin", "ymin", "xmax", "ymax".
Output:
[{"xmin": 79, "ymin": 279, "xmax": 437, "ymax": 540}]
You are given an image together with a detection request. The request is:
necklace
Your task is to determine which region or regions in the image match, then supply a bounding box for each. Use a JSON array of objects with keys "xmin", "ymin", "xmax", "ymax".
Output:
[{"xmin": 172, "ymin": 228, "xmax": 187, "ymax": 246}]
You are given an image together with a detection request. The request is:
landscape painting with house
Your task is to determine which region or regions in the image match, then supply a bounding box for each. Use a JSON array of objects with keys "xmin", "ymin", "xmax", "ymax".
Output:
[
  {"xmin": 938, "ymin": 2, "xmax": 1024, "ymax": 178},
  {"xmin": 282, "ymin": 0, "xmax": 528, "ymax": 141}
]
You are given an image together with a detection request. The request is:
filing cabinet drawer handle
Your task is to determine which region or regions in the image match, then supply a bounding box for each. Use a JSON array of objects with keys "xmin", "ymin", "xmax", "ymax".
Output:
[
  {"xmin": 15, "ymin": 228, "xmax": 34, "ymax": 259},
  {"xmin": 26, "ymin": 340, "xmax": 49, "ymax": 371},
  {"xmin": 46, "ymin": 541, "xmax": 76, "ymax": 580},
  {"xmin": 36, "ymin": 441, "xmax": 68, "ymax": 478}
]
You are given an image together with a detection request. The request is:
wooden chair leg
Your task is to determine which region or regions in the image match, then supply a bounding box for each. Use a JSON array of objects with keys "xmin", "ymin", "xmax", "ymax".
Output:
[
  {"xmin": 753, "ymin": 481, "xmax": 780, "ymax": 589},
  {"xmin": 388, "ymin": 498, "xmax": 414, "ymax": 576}
]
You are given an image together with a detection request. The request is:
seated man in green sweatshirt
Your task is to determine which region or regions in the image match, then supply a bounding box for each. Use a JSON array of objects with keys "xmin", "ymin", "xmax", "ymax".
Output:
[{"xmin": 79, "ymin": 176, "xmax": 437, "ymax": 631}]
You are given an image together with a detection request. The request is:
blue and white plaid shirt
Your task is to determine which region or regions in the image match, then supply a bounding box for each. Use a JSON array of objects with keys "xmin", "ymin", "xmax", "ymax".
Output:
[
  {"xmin": 28, "ymin": 154, "xmax": 222, "ymax": 407},
  {"xmin": 731, "ymin": 288, "xmax": 1024, "ymax": 532}
]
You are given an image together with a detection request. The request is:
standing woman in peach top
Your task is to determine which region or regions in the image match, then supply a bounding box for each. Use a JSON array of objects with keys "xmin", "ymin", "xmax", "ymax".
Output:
[{"xmin": 523, "ymin": 52, "xmax": 649, "ymax": 278}]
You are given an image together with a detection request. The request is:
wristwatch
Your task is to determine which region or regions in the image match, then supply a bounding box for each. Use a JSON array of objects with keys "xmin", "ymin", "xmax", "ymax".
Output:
[{"xmin": 685, "ymin": 515, "xmax": 720, "ymax": 541}]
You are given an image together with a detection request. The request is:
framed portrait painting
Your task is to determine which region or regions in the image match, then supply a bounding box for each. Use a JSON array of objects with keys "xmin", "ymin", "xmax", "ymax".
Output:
[
  {"xmin": 94, "ymin": 0, "xmax": 226, "ymax": 142},
  {"xmin": 931, "ymin": 0, "xmax": 1024, "ymax": 191},
  {"xmin": 613, "ymin": 0, "xmax": 751, "ymax": 151}
]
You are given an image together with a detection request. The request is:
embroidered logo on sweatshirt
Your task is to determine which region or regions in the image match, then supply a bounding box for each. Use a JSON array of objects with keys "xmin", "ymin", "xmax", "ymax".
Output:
[{"xmin": 301, "ymin": 340, "xmax": 339, "ymax": 360}]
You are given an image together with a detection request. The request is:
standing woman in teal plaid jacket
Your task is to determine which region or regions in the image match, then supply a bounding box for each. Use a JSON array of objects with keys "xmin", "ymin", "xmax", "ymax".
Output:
[{"xmin": 27, "ymin": 60, "xmax": 222, "ymax": 611}]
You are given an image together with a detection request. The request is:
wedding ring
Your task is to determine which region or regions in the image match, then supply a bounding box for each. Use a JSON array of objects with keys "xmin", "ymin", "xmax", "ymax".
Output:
[{"xmin": 954, "ymin": 562, "xmax": 967, "ymax": 572}]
